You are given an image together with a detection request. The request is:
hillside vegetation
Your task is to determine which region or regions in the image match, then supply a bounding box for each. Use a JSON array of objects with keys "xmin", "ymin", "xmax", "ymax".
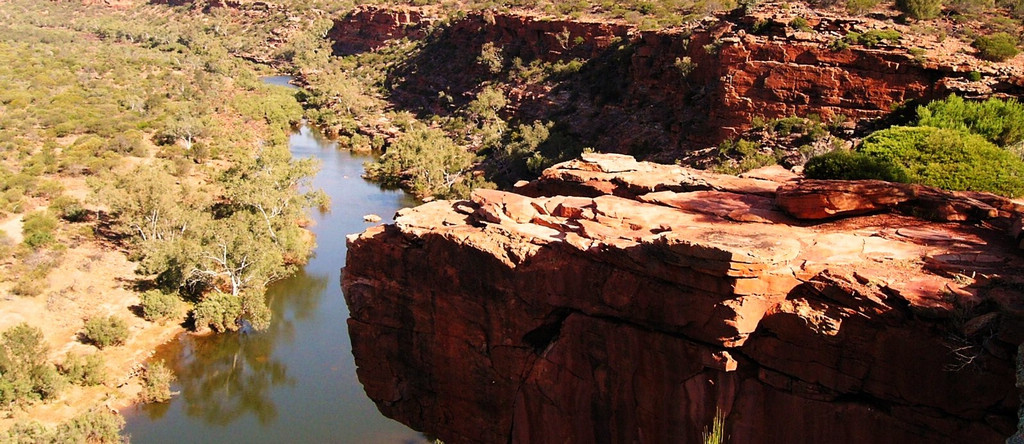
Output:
[{"xmin": 0, "ymin": 0, "xmax": 324, "ymax": 433}]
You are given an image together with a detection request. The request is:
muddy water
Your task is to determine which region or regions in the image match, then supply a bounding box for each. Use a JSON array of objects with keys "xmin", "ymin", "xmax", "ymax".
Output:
[{"xmin": 123, "ymin": 79, "xmax": 423, "ymax": 443}]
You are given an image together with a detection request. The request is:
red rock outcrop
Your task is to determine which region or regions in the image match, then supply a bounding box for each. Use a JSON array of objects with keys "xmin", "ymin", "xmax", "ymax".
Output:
[
  {"xmin": 343, "ymin": 154, "xmax": 1024, "ymax": 443},
  {"xmin": 326, "ymin": 7, "xmax": 1023, "ymax": 158}
]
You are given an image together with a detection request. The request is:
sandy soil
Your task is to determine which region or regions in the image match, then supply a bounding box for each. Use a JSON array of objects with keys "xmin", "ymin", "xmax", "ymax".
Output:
[{"xmin": 0, "ymin": 172, "xmax": 186, "ymax": 430}]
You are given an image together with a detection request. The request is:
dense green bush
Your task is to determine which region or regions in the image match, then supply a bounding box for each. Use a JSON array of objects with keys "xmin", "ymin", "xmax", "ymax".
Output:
[
  {"xmin": 83, "ymin": 316, "xmax": 129, "ymax": 349},
  {"xmin": 0, "ymin": 323, "xmax": 66, "ymax": 405},
  {"xmin": 807, "ymin": 126, "xmax": 1024, "ymax": 196},
  {"xmin": 193, "ymin": 291, "xmax": 243, "ymax": 333},
  {"xmin": 140, "ymin": 360, "xmax": 174, "ymax": 403},
  {"xmin": 60, "ymin": 352, "xmax": 107, "ymax": 386},
  {"xmin": 973, "ymin": 32, "xmax": 1020, "ymax": 62},
  {"xmin": 916, "ymin": 94, "xmax": 1024, "ymax": 146},
  {"xmin": 139, "ymin": 289, "xmax": 182, "ymax": 322},
  {"xmin": 804, "ymin": 150, "xmax": 909, "ymax": 181},
  {"xmin": 896, "ymin": 0, "xmax": 942, "ymax": 19}
]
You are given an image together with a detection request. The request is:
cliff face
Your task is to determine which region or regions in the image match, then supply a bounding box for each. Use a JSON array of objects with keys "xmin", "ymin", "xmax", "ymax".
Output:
[
  {"xmin": 326, "ymin": 7, "xmax": 1012, "ymax": 157},
  {"xmin": 343, "ymin": 154, "xmax": 1024, "ymax": 443}
]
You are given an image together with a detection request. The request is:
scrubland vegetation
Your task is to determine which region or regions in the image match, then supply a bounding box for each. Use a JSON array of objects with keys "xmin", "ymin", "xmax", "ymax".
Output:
[
  {"xmin": 0, "ymin": 0, "xmax": 1021, "ymax": 438},
  {"xmin": 805, "ymin": 95, "xmax": 1024, "ymax": 196},
  {"xmin": 0, "ymin": 0, "xmax": 324, "ymax": 431}
]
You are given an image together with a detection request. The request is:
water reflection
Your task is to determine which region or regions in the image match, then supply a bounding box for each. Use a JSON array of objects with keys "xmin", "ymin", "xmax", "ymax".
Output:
[{"xmin": 123, "ymin": 80, "xmax": 424, "ymax": 442}]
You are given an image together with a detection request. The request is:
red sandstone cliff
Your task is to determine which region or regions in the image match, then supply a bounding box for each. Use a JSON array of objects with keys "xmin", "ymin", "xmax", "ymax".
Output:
[
  {"xmin": 327, "ymin": 7, "xmax": 1023, "ymax": 159},
  {"xmin": 343, "ymin": 154, "xmax": 1024, "ymax": 443}
]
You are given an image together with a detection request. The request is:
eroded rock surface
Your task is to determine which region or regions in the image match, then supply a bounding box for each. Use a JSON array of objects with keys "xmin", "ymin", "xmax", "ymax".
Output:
[{"xmin": 343, "ymin": 154, "xmax": 1024, "ymax": 443}]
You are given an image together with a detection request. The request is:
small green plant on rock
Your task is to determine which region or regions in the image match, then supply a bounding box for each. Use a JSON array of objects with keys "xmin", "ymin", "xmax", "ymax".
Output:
[{"xmin": 789, "ymin": 16, "xmax": 812, "ymax": 31}]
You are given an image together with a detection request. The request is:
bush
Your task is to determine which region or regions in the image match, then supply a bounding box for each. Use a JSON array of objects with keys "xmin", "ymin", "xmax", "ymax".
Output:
[
  {"xmin": 916, "ymin": 94, "xmax": 1024, "ymax": 146},
  {"xmin": 22, "ymin": 210, "xmax": 59, "ymax": 249},
  {"xmin": 8, "ymin": 409, "xmax": 125, "ymax": 443},
  {"xmin": 54, "ymin": 409, "xmax": 125, "ymax": 443},
  {"xmin": 0, "ymin": 323, "xmax": 65, "ymax": 405},
  {"xmin": 973, "ymin": 32, "xmax": 1020, "ymax": 62},
  {"xmin": 804, "ymin": 150, "xmax": 909, "ymax": 182},
  {"xmin": 789, "ymin": 17, "xmax": 811, "ymax": 32},
  {"xmin": 193, "ymin": 291, "xmax": 242, "ymax": 333},
  {"xmin": 896, "ymin": 0, "xmax": 942, "ymax": 19},
  {"xmin": 139, "ymin": 289, "xmax": 182, "ymax": 322},
  {"xmin": 83, "ymin": 316, "xmax": 129, "ymax": 349},
  {"xmin": 140, "ymin": 360, "xmax": 174, "ymax": 403},
  {"xmin": 847, "ymin": 0, "xmax": 883, "ymax": 14},
  {"xmin": 50, "ymin": 195, "xmax": 89, "ymax": 222},
  {"xmin": 807, "ymin": 126, "xmax": 1024, "ymax": 196},
  {"xmin": 60, "ymin": 353, "xmax": 107, "ymax": 386}
]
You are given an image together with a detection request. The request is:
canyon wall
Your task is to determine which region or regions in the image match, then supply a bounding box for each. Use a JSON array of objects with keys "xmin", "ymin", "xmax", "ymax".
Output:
[
  {"xmin": 326, "ymin": 7, "xmax": 1011, "ymax": 158},
  {"xmin": 343, "ymin": 153, "xmax": 1024, "ymax": 443}
]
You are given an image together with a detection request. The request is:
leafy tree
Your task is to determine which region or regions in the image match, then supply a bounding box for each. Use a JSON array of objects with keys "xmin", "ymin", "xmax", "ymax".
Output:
[
  {"xmin": 96, "ymin": 164, "xmax": 207, "ymax": 244},
  {"xmin": 219, "ymin": 144, "xmax": 326, "ymax": 249},
  {"xmin": 365, "ymin": 126, "xmax": 473, "ymax": 198}
]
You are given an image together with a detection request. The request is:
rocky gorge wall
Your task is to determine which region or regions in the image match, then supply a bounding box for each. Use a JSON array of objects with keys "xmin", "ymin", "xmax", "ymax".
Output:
[
  {"xmin": 327, "ymin": 6, "xmax": 1021, "ymax": 158},
  {"xmin": 343, "ymin": 153, "xmax": 1024, "ymax": 443}
]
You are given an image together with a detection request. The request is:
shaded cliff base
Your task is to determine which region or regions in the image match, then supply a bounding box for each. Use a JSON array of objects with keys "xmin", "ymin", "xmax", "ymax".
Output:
[
  {"xmin": 344, "ymin": 154, "xmax": 1024, "ymax": 443},
  {"xmin": 326, "ymin": 3, "xmax": 1024, "ymax": 164}
]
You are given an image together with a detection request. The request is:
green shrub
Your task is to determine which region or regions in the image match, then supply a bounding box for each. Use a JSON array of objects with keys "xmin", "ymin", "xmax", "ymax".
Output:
[
  {"xmin": 973, "ymin": 32, "xmax": 1020, "ymax": 62},
  {"xmin": 0, "ymin": 323, "xmax": 66, "ymax": 405},
  {"xmin": 789, "ymin": 17, "xmax": 812, "ymax": 31},
  {"xmin": 53, "ymin": 409, "xmax": 125, "ymax": 443},
  {"xmin": 60, "ymin": 353, "xmax": 107, "ymax": 386},
  {"xmin": 967, "ymin": 71, "xmax": 982, "ymax": 81},
  {"xmin": 139, "ymin": 289, "xmax": 182, "ymax": 322},
  {"xmin": 22, "ymin": 210, "xmax": 59, "ymax": 249},
  {"xmin": 140, "ymin": 360, "xmax": 174, "ymax": 403},
  {"xmin": 50, "ymin": 195, "xmax": 89, "ymax": 222},
  {"xmin": 844, "ymin": 29, "xmax": 901, "ymax": 47},
  {"xmin": 83, "ymin": 316, "xmax": 129, "ymax": 349},
  {"xmin": 916, "ymin": 94, "xmax": 1024, "ymax": 145},
  {"xmin": 846, "ymin": 0, "xmax": 883, "ymax": 14},
  {"xmin": 193, "ymin": 291, "xmax": 243, "ymax": 333},
  {"xmin": 896, "ymin": 0, "xmax": 942, "ymax": 19},
  {"xmin": 804, "ymin": 150, "xmax": 909, "ymax": 182},
  {"xmin": 807, "ymin": 126, "xmax": 1024, "ymax": 196},
  {"xmin": 714, "ymin": 139, "xmax": 778, "ymax": 174}
]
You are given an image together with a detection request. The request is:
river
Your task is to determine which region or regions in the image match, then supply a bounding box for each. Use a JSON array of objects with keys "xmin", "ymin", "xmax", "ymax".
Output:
[{"xmin": 122, "ymin": 77, "xmax": 424, "ymax": 443}]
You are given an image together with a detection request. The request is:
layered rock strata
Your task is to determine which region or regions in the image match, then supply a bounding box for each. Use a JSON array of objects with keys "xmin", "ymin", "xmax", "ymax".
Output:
[
  {"xmin": 328, "ymin": 7, "xmax": 1023, "ymax": 157},
  {"xmin": 343, "ymin": 154, "xmax": 1024, "ymax": 443}
]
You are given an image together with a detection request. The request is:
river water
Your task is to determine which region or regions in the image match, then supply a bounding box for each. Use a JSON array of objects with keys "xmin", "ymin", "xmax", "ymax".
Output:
[{"xmin": 122, "ymin": 77, "xmax": 423, "ymax": 443}]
